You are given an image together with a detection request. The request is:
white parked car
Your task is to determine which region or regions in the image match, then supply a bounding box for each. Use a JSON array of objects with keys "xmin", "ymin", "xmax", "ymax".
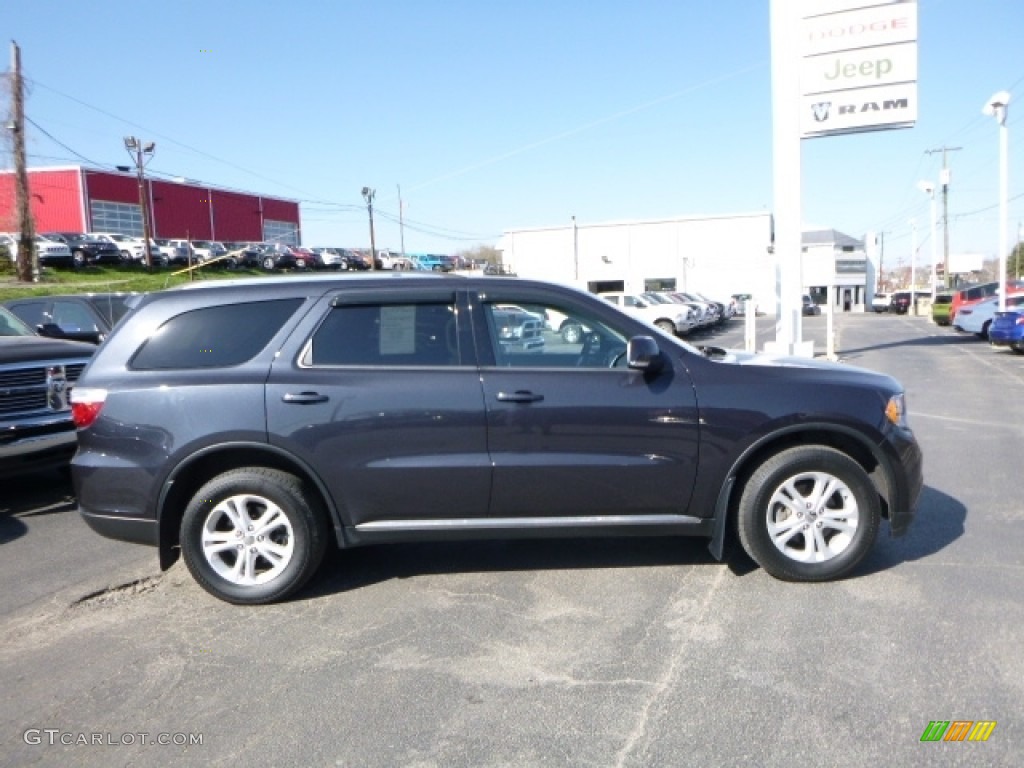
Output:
[
  {"xmin": 599, "ymin": 292, "xmax": 695, "ymax": 336},
  {"xmin": 0, "ymin": 233, "xmax": 74, "ymax": 268},
  {"xmin": 955, "ymin": 294, "xmax": 1024, "ymax": 338},
  {"xmin": 152, "ymin": 238, "xmax": 188, "ymax": 264}
]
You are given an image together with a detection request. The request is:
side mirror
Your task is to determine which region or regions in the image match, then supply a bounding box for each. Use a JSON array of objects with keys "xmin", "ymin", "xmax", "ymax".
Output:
[
  {"xmin": 627, "ymin": 335, "xmax": 663, "ymax": 372},
  {"xmin": 37, "ymin": 323, "xmax": 66, "ymax": 339}
]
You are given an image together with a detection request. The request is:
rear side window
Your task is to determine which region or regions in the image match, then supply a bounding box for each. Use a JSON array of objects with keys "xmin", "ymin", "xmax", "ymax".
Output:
[
  {"xmin": 305, "ymin": 302, "xmax": 459, "ymax": 366},
  {"xmin": 131, "ymin": 299, "xmax": 303, "ymax": 370}
]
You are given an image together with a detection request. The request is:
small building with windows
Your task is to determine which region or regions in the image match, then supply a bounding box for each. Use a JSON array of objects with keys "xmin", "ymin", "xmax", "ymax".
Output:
[
  {"xmin": 802, "ymin": 228, "xmax": 872, "ymax": 311},
  {"xmin": 0, "ymin": 166, "xmax": 301, "ymax": 244}
]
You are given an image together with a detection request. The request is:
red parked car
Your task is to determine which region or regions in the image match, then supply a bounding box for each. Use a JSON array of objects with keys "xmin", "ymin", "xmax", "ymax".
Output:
[
  {"xmin": 290, "ymin": 246, "xmax": 318, "ymax": 269},
  {"xmin": 950, "ymin": 280, "xmax": 1024, "ymax": 324}
]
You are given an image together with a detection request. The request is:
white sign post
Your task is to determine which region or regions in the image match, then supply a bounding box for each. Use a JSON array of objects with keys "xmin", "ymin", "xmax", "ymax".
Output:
[{"xmin": 768, "ymin": 0, "xmax": 918, "ymax": 357}]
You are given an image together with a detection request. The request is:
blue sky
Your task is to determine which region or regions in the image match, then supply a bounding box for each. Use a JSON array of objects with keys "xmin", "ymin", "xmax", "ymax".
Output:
[{"xmin": 4, "ymin": 0, "xmax": 1022, "ymax": 265}]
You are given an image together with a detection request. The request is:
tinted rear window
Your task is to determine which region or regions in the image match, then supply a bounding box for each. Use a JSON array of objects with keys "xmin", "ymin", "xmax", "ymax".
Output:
[
  {"xmin": 130, "ymin": 299, "xmax": 303, "ymax": 369},
  {"xmin": 934, "ymin": 295, "xmax": 952, "ymax": 305}
]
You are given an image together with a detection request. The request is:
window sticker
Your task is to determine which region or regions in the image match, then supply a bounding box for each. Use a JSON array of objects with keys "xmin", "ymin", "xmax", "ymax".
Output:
[{"xmin": 379, "ymin": 306, "xmax": 416, "ymax": 354}]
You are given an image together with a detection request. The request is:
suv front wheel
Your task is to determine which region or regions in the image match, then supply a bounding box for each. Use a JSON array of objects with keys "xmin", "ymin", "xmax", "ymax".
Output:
[
  {"xmin": 180, "ymin": 468, "xmax": 329, "ymax": 604},
  {"xmin": 737, "ymin": 446, "xmax": 880, "ymax": 582}
]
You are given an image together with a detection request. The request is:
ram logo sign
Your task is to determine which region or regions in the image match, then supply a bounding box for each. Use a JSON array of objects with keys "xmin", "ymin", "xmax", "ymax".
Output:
[{"xmin": 802, "ymin": 87, "xmax": 915, "ymax": 135}]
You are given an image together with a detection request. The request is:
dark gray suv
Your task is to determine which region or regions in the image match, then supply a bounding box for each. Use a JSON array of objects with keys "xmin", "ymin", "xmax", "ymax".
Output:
[{"xmin": 71, "ymin": 274, "xmax": 923, "ymax": 604}]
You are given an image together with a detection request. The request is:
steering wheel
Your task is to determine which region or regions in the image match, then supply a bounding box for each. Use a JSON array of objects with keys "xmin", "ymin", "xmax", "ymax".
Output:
[{"xmin": 607, "ymin": 349, "xmax": 627, "ymax": 368}]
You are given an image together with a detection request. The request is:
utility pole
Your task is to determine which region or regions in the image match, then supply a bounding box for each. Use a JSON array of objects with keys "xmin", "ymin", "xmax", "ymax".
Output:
[
  {"xmin": 926, "ymin": 146, "xmax": 961, "ymax": 288},
  {"xmin": 10, "ymin": 41, "xmax": 36, "ymax": 282},
  {"xmin": 397, "ymin": 184, "xmax": 406, "ymax": 261},
  {"xmin": 124, "ymin": 136, "xmax": 156, "ymax": 269},
  {"xmin": 877, "ymin": 232, "xmax": 884, "ymax": 291},
  {"xmin": 362, "ymin": 187, "xmax": 377, "ymax": 270}
]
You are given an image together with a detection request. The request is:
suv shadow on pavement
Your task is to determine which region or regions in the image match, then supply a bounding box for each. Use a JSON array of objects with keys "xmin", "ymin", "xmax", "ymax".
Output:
[
  {"xmin": 839, "ymin": 332, "xmax": 981, "ymax": 357},
  {"xmin": 859, "ymin": 486, "xmax": 965, "ymax": 575},
  {"xmin": 720, "ymin": 484, "xmax": 965, "ymax": 580},
  {"xmin": 0, "ymin": 469, "xmax": 77, "ymax": 546},
  {"xmin": 303, "ymin": 537, "xmax": 720, "ymax": 599}
]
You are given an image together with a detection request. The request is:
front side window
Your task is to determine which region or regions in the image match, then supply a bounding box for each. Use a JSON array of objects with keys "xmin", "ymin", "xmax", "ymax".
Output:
[
  {"xmin": 305, "ymin": 302, "xmax": 460, "ymax": 367},
  {"xmin": 131, "ymin": 299, "xmax": 303, "ymax": 370},
  {"xmin": 482, "ymin": 299, "xmax": 628, "ymax": 369},
  {"xmin": 51, "ymin": 301, "xmax": 100, "ymax": 333}
]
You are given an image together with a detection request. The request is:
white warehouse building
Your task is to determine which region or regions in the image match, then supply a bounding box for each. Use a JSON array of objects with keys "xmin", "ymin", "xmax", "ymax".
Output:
[
  {"xmin": 497, "ymin": 212, "xmax": 873, "ymax": 313},
  {"xmin": 496, "ymin": 212, "xmax": 776, "ymax": 306}
]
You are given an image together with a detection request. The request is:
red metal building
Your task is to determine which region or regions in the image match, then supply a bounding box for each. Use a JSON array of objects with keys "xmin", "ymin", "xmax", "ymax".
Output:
[{"xmin": 0, "ymin": 166, "xmax": 301, "ymax": 244}]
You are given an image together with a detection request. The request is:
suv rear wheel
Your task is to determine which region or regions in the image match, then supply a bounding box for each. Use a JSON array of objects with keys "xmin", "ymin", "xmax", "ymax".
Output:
[
  {"xmin": 737, "ymin": 446, "xmax": 880, "ymax": 582},
  {"xmin": 180, "ymin": 468, "xmax": 329, "ymax": 604}
]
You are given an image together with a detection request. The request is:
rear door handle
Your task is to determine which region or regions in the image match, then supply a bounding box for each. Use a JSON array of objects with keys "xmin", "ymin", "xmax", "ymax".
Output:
[
  {"xmin": 282, "ymin": 392, "xmax": 329, "ymax": 404},
  {"xmin": 496, "ymin": 390, "xmax": 544, "ymax": 403}
]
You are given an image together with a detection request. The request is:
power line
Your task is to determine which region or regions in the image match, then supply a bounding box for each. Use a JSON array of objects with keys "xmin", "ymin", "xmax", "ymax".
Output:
[{"xmin": 23, "ymin": 116, "xmax": 106, "ymax": 167}]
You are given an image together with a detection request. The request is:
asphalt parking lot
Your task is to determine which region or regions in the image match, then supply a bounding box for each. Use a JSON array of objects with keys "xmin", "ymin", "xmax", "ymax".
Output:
[{"xmin": 1, "ymin": 310, "xmax": 1021, "ymax": 767}]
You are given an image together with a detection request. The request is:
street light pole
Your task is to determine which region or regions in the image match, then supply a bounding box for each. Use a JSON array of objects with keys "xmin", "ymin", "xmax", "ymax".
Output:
[
  {"xmin": 124, "ymin": 136, "xmax": 156, "ymax": 269},
  {"xmin": 918, "ymin": 181, "xmax": 937, "ymax": 300},
  {"xmin": 983, "ymin": 91, "xmax": 1010, "ymax": 311},
  {"xmin": 362, "ymin": 187, "xmax": 377, "ymax": 271},
  {"xmin": 909, "ymin": 218, "xmax": 917, "ymax": 315}
]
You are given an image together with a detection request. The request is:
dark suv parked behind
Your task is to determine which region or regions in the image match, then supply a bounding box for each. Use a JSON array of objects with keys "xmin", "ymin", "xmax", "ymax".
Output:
[
  {"xmin": 72, "ymin": 274, "xmax": 923, "ymax": 604},
  {"xmin": 41, "ymin": 233, "xmax": 121, "ymax": 268},
  {"xmin": 4, "ymin": 293, "xmax": 139, "ymax": 345},
  {"xmin": 1, "ymin": 306, "xmax": 93, "ymax": 477}
]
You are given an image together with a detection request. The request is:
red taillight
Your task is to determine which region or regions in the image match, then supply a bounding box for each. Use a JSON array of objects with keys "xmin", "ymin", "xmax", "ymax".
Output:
[
  {"xmin": 1017, "ymin": 317, "xmax": 1024, "ymax": 326},
  {"xmin": 70, "ymin": 388, "xmax": 107, "ymax": 429}
]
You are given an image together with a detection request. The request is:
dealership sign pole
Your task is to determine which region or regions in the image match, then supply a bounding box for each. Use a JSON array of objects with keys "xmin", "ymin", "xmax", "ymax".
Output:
[{"xmin": 769, "ymin": 0, "xmax": 917, "ymax": 356}]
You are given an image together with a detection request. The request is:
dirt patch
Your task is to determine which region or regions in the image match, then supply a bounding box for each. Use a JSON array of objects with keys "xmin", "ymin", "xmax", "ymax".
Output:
[{"xmin": 70, "ymin": 575, "xmax": 164, "ymax": 608}]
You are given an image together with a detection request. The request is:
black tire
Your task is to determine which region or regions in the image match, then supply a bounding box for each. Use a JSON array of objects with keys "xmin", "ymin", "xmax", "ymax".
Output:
[
  {"xmin": 560, "ymin": 323, "xmax": 583, "ymax": 344},
  {"xmin": 72, "ymin": 250, "xmax": 86, "ymax": 268},
  {"xmin": 737, "ymin": 445, "xmax": 880, "ymax": 582},
  {"xmin": 262, "ymin": 256, "xmax": 276, "ymax": 271},
  {"xmin": 655, "ymin": 319, "xmax": 676, "ymax": 335},
  {"xmin": 180, "ymin": 468, "xmax": 329, "ymax": 604},
  {"xmin": 978, "ymin": 321, "xmax": 991, "ymax": 340}
]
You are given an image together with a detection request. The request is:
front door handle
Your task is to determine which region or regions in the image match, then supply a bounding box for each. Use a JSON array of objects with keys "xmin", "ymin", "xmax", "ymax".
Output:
[
  {"xmin": 496, "ymin": 390, "xmax": 544, "ymax": 403},
  {"xmin": 282, "ymin": 392, "xmax": 329, "ymax": 404}
]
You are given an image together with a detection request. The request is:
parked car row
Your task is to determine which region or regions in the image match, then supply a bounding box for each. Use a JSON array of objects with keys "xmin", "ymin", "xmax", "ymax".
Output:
[
  {"xmin": 926, "ymin": 280, "xmax": 1024, "ymax": 354},
  {"xmin": 594, "ymin": 290, "xmax": 736, "ymax": 338},
  {"xmin": 2, "ymin": 293, "xmax": 139, "ymax": 345}
]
